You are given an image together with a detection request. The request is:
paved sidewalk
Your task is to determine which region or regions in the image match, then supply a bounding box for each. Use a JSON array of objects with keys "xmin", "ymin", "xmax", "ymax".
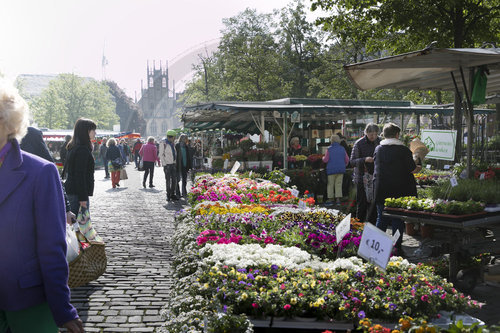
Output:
[{"xmin": 67, "ymin": 164, "xmax": 186, "ymax": 332}]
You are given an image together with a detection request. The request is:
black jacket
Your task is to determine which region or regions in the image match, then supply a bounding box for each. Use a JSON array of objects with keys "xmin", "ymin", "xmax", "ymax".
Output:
[
  {"xmin": 105, "ymin": 145, "xmax": 121, "ymax": 162},
  {"xmin": 20, "ymin": 127, "xmax": 54, "ymax": 163},
  {"xmin": 350, "ymin": 135, "xmax": 381, "ymax": 183},
  {"xmin": 373, "ymin": 141, "xmax": 417, "ymax": 204},
  {"xmin": 64, "ymin": 144, "xmax": 95, "ymax": 202},
  {"xmin": 175, "ymin": 142, "xmax": 192, "ymax": 171}
]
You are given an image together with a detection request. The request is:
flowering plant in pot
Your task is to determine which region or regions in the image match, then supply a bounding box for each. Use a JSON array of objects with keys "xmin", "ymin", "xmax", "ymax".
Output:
[
  {"xmin": 239, "ymin": 137, "xmax": 254, "ymax": 152},
  {"xmin": 245, "ymin": 149, "xmax": 260, "ymax": 161}
]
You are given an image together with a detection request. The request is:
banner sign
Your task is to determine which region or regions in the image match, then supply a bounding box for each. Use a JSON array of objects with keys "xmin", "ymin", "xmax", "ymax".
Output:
[{"xmin": 420, "ymin": 130, "xmax": 457, "ymax": 161}]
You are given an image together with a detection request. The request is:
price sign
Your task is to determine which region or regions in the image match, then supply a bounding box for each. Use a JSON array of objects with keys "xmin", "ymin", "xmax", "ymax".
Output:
[
  {"xmin": 249, "ymin": 171, "xmax": 253, "ymax": 177},
  {"xmin": 426, "ymin": 164, "xmax": 431, "ymax": 169},
  {"xmin": 357, "ymin": 223, "xmax": 393, "ymax": 270},
  {"xmin": 284, "ymin": 176, "xmax": 290, "ymax": 183},
  {"xmin": 291, "ymin": 189, "xmax": 299, "ymax": 197},
  {"xmin": 450, "ymin": 176, "xmax": 458, "ymax": 187},
  {"xmin": 479, "ymin": 173, "xmax": 485, "ymax": 180},
  {"xmin": 223, "ymin": 159, "xmax": 229, "ymax": 170},
  {"xmin": 444, "ymin": 165, "xmax": 450, "ymax": 170},
  {"xmin": 230, "ymin": 161, "xmax": 241, "ymax": 175},
  {"xmin": 336, "ymin": 213, "xmax": 351, "ymax": 245},
  {"xmin": 298, "ymin": 200, "xmax": 307, "ymax": 209},
  {"xmin": 392, "ymin": 229, "xmax": 401, "ymax": 246}
]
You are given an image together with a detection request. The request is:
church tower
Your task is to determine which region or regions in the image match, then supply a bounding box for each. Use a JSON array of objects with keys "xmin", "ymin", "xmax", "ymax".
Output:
[{"xmin": 138, "ymin": 60, "xmax": 180, "ymax": 137}]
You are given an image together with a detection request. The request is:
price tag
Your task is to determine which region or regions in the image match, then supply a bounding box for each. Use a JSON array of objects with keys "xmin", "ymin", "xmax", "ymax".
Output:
[
  {"xmin": 291, "ymin": 189, "xmax": 299, "ymax": 197},
  {"xmin": 444, "ymin": 165, "xmax": 450, "ymax": 170},
  {"xmin": 357, "ymin": 223, "xmax": 393, "ymax": 270},
  {"xmin": 230, "ymin": 161, "xmax": 241, "ymax": 175},
  {"xmin": 479, "ymin": 173, "xmax": 485, "ymax": 180},
  {"xmin": 336, "ymin": 213, "xmax": 351, "ymax": 245},
  {"xmin": 450, "ymin": 176, "xmax": 458, "ymax": 187},
  {"xmin": 426, "ymin": 164, "xmax": 431, "ymax": 169},
  {"xmin": 249, "ymin": 171, "xmax": 253, "ymax": 177},
  {"xmin": 223, "ymin": 159, "xmax": 229, "ymax": 170},
  {"xmin": 392, "ymin": 229, "xmax": 401, "ymax": 246},
  {"xmin": 298, "ymin": 200, "xmax": 307, "ymax": 209},
  {"xmin": 284, "ymin": 176, "xmax": 290, "ymax": 183}
]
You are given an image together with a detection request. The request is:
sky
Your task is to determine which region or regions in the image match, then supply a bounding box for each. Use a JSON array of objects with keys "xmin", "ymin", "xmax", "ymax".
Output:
[{"xmin": 0, "ymin": 0, "xmax": 322, "ymax": 98}]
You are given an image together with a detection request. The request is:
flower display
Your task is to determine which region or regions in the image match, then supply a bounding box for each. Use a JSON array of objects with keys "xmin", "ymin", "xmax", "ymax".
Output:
[{"xmin": 385, "ymin": 197, "xmax": 484, "ymax": 215}]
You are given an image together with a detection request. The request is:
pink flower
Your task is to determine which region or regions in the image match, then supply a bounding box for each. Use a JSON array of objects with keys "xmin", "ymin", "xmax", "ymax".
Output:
[
  {"xmin": 196, "ymin": 237, "xmax": 208, "ymax": 245},
  {"xmin": 252, "ymin": 303, "xmax": 259, "ymax": 308},
  {"xmin": 421, "ymin": 295, "xmax": 429, "ymax": 302},
  {"xmin": 283, "ymin": 304, "xmax": 291, "ymax": 310}
]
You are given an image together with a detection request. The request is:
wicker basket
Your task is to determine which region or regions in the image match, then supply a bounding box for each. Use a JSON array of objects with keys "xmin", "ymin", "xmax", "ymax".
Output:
[{"xmin": 68, "ymin": 241, "xmax": 107, "ymax": 288}]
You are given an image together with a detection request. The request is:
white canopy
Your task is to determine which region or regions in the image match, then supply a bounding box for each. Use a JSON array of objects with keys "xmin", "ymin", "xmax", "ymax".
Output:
[{"xmin": 344, "ymin": 47, "xmax": 500, "ymax": 94}]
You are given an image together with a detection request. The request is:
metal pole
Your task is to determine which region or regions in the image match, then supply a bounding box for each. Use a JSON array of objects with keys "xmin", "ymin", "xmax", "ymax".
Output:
[
  {"xmin": 283, "ymin": 112, "xmax": 288, "ymax": 169},
  {"xmin": 459, "ymin": 66, "xmax": 474, "ymax": 179}
]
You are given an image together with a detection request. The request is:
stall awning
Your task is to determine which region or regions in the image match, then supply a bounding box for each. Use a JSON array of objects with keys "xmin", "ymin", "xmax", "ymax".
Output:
[{"xmin": 344, "ymin": 47, "xmax": 500, "ymax": 93}]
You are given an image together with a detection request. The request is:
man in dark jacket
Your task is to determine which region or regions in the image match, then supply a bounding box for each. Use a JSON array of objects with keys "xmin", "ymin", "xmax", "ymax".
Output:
[
  {"xmin": 20, "ymin": 126, "xmax": 54, "ymax": 162},
  {"xmin": 99, "ymin": 138, "xmax": 109, "ymax": 178},
  {"xmin": 59, "ymin": 135, "xmax": 71, "ymax": 165},
  {"xmin": 350, "ymin": 123, "xmax": 381, "ymax": 223},
  {"xmin": 175, "ymin": 134, "xmax": 193, "ymax": 198},
  {"xmin": 373, "ymin": 123, "xmax": 419, "ymax": 252}
]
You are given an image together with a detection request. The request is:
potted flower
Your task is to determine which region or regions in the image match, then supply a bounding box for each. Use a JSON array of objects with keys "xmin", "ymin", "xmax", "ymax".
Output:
[
  {"xmin": 245, "ymin": 149, "xmax": 260, "ymax": 169},
  {"xmin": 261, "ymin": 149, "xmax": 275, "ymax": 171},
  {"xmin": 239, "ymin": 137, "xmax": 254, "ymax": 152}
]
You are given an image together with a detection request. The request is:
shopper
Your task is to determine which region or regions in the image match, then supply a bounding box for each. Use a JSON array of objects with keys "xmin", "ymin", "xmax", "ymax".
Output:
[
  {"xmin": 133, "ymin": 138, "xmax": 143, "ymax": 168},
  {"xmin": 175, "ymin": 134, "xmax": 193, "ymax": 198},
  {"xmin": 60, "ymin": 134, "xmax": 72, "ymax": 166},
  {"xmin": 139, "ymin": 136, "xmax": 160, "ymax": 188},
  {"xmin": 350, "ymin": 123, "xmax": 381, "ymax": 223},
  {"xmin": 373, "ymin": 123, "xmax": 419, "ymax": 253},
  {"xmin": 0, "ymin": 80, "xmax": 84, "ymax": 332},
  {"xmin": 322, "ymin": 134, "xmax": 349, "ymax": 205},
  {"xmin": 99, "ymin": 138, "xmax": 110, "ymax": 178},
  {"xmin": 105, "ymin": 137, "xmax": 123, "ymax": 188},
  {"xmin": 64, "ymin": 117, "xmax": 97, "ymax": 215},
  {"xmin": 159, "ymin": 130, "xmax": 178, "ymax": 201}
]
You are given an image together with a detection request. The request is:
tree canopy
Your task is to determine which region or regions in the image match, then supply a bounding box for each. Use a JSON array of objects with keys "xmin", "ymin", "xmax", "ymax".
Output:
[{"xmin": 30, "ymin": 74, "xmax": 118, "ymax": 129}]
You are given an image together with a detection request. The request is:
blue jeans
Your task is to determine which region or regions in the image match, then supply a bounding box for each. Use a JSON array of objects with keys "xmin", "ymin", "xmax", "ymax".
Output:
[
  {"xmin": 67, "ymin": 194, "xmax": 89, "ymax": 216},
  {"xmin": 376, "ymin": 203, "xmax": 404, "ymax": 248}
]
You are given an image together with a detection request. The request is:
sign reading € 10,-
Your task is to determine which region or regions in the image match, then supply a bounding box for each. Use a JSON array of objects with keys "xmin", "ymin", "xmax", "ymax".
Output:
[{"xmin": 420, "ymin": 130, "xmax": 457, "ymax": 161}]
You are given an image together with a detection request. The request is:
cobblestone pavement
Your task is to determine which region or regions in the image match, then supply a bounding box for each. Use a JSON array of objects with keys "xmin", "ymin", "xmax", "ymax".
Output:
[{"xmin": 66, "ymin": 164, "xmax": 187, "ymax": 332}]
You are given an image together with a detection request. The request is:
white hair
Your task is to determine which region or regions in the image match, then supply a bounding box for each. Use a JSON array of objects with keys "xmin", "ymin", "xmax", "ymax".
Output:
[{"xmin": 0, "ymin": 80, "xmax": 29, "ymax": 141}]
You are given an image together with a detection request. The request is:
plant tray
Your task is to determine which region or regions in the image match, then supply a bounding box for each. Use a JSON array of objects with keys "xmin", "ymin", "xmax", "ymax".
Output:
[{"xmin": 384, "ymin": 207, "xmax": 487, "ymax": 220}]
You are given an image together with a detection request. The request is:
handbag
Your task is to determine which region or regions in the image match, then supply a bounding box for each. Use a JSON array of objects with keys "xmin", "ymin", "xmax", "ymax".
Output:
[
  {"xmin": 68, "ymin": 206, "xmax": 106, "ymax": 288},
  {"xmin": 111, "ymin": 157, "xmax": 123, "ymax": 168},
  {"xmin": 68, "ymin": 241, "xmax": 107, "ymax": 288},
  {"xmin": 120, "ymin": 168, "xmax": 128, "ymax": 180}
]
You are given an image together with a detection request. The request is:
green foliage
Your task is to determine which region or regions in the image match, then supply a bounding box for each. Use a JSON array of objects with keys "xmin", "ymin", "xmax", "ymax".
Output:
[
  {"xmin": 31, "ymin": 74, "xmax": 118, "ymax": 129},
  {"xmin": 424, "ymin": 179, "xmax": 500, "ymax": 204}
]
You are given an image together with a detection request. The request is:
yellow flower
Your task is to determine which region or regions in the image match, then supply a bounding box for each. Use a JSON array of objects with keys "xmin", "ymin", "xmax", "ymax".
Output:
[
  {"xmin": 310, "ymin": 281, "xmax": 316, "ymax": 288},
  {"xmin": 302, "ymin": 284, "xmax": 309, "ymax": 290},
  {"xmin": 379, "ymin": 278, "xmax": 385, "ymax": 285},
  {"xmin": 241, "ymin": 292, "xmax": 248, "ymax": 300},
  {"xmin": 339, "ymin": 306, "xmax": 345, "ymax": 311},
  {"xmin": 290, "ymin": 298, "xmax": 297, "ymax": 305},
  {"xmin": 203, "ymin": 283, "xmax": 209, "ymax": 289}
]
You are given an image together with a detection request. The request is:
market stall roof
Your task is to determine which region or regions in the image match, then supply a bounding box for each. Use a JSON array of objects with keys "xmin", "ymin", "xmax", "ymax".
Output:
[
  {"xmin": 182, "ymin": 98, "xmax": 493, "ymax": 133},
  {"xmin": 344, "ymin": 47, "xmax": 500, "ymax": 93}
]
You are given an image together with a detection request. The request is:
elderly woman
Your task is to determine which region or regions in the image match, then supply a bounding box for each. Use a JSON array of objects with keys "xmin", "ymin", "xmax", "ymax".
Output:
[
  {"xmin": 322, "ymin": 134, "xmax": 349, "ymax": 205},
  {"xmin": 0, "ymin": 81, "xmax": 83, "ymax": 331},
  {"xmin": 350, "ymin": 123, "xmax": 381, "ymax": 223},
  {"xmin": 105, "ymin": 137, "xmax": 123, "ymax": 188},
  {"xmin": 139, "ymin": 136, "xmax": 160, "ymax": 188}
]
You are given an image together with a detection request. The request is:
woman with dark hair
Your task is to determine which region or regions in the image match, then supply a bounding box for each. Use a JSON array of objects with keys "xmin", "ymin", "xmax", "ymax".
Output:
[
  {"xmin": 63, "ymin": 117, "xmax": 97, "ymax": 215},
  {"xmin": 105, "ymin": 137, "xmax": 122, "ymax": 188}
]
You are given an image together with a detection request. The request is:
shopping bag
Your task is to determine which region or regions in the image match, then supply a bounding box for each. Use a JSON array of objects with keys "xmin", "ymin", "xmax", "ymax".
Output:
[
  {"xmin": 111, "ymin": 157, "xmax": 123, "ymax": 168},
  {"xmin": 76, "ymin": 206, "xmax": 103, "ymax": 243},
  {"xmin": 138, "ymin": 159, "xmax": 144, "ymax": 171},
  {"xmin": 120, "ymin": 168, "xmax": 128, "ymax": 180},
  {"xmin": 363, "ymin": 172, "xmax": 374, "ymax": 203},
  {"xmin": 66, "ymin": 223, "xmax": 80, "ymax": 263},
  {"xmin": 68, "ymin": 241, "xmax": 106, "ymax": 288}
]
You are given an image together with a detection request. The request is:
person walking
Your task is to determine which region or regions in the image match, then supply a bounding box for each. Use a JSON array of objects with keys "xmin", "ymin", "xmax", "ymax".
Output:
[
  {"xmin": 122, "ymin": 139, "xmax": 131, "ymax": 165},
  {"xmin": 159, "ymin": 130, "xmax": 178, "ymax": 201},
  {"xmin": 105, "ymin": 137, "xmax": 123, "ymax": 188},
  {"xmin": 373, "ymin": 123, "xmax": 420, "ymax": 254},
  {"xmin": 19, "ymin": 126, "xmax": 54, "ymax": 162},
  {"xmin": 350, "ymin": 123, "xmax": 381, "ymax": 223},
  {"xmin": 63, "ymin": 117, "xmax": 97, "ymax": 216},
  {"xmin": 322, "ymin": 134, "xmax": 349, "ymax": 205},
  {"xmin": 132, "ymin": 138, "xmax": 143, "ymax": 169},
  {"xmin": 175, "ymin": 134, "xmax": 192, "ymax": 198},
  {"xmin": 59, "ymin": 134, "xmax": 72, "ymax": 166},
  {"xmin": 99, "ymin": 138, "xmax": 110, "ymax": 179},
  {"xmin": 0, "ymin": 80, "xmax": 84, "ymax": 332},
  {"xmin": 139, "ymin": 136, "xmax": 160, "ymax": 188}
]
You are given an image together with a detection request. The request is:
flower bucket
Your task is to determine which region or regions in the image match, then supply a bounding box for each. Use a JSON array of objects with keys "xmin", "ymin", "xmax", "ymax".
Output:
[
  {"xmin": 405, "ymin": 222, "xmax": 418, "ymax": 236},
  {"xmin": 247, "ymin": 161, "xmax": 261, "ymax": 170},
  {"xmin": 261, "ymin": 160, "xmax": 273, "ymax": 171},
  {"xmin": 421, "ymin": 224, "xmax": 433, "ymax": 238}
]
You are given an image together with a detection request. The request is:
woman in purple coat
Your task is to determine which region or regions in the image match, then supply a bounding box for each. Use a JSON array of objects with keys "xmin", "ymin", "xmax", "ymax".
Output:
[{"xmin": 0, "ymin": 81, "xmax": 83, "ymax": 332}]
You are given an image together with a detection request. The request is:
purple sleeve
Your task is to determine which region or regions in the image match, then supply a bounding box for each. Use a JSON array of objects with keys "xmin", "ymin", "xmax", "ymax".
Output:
[{"xmin": 344, "ymin": 151, "xmax": 349, "ymax": 165}]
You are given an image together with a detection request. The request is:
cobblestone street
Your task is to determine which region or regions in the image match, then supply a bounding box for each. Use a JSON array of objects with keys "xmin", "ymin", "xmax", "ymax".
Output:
[{"xmin": 67, "ymin": 164, "xmax": 186, "ymax": 332}]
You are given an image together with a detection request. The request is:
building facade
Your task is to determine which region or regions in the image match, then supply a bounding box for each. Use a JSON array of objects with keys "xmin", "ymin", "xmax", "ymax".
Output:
[{"xmin": 138, "ymin": 61, "xmax": 180, "ymax": 138}]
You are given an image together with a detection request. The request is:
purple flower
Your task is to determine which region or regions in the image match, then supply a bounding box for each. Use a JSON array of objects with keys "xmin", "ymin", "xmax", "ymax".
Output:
[
  {"xmin": 389, "ymin": 303, "xmax": 397, "ymax": 310},
  {"xmin": 247, "ymin": 273, "xmax": 255, "ymax": 280},
  {"xmin": 358, "ymin": 311, "xmax": 366, "ymax": 319},
  {"xmin": 223, "ymin": 305, "xmax": 227, "ymax": 313},
  {"xmin": 271, "ymin": 265, "xmax": 278, "ymax": 270}
]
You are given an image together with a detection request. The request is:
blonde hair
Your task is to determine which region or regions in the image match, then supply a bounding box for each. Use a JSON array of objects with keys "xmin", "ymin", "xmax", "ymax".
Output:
[
  {"xmin": 147, "ymin": 136, "xmax": 155, "ymax": 143},
  {"xmin": 0, "ymin": 80, "xmax": 29, "ymax": 141},
  {"xmin": 107, "ymin": 137, "xmax": 116, "ymax": 147}
]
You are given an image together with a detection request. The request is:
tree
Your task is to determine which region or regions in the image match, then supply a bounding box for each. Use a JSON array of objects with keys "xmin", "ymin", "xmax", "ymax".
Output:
[{"xmin": 31, "ymin": 74, "xmax": 118, "ymax": 129}]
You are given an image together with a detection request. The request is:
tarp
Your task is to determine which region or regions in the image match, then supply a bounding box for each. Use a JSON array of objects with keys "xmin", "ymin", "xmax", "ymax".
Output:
[{"xmin": 344, "ymin": 47, "xmax": 500, "ymax": 93}]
